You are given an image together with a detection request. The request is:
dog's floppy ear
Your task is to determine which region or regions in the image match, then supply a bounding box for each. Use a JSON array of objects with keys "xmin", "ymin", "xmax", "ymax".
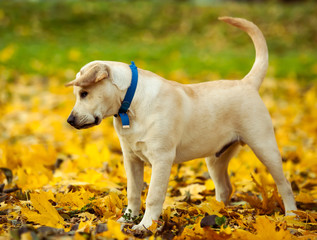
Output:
[
  {"xmin": 110, "ymin": 65, "xmax": 133, "ymax": 91},
  {"xmin": 65, "ymin": 64, "xmax": 110, "ymax": 87}
]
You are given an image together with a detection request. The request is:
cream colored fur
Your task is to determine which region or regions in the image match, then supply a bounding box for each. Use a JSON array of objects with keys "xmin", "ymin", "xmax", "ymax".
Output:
[{"xmin": 66, "ymin": 17, "xmax": 297, "ymax": 230}]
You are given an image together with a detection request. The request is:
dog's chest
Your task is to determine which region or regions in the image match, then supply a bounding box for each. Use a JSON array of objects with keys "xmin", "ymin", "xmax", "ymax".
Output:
[
  {"xmin": 114, "ymin": 119, "xmax": 152, "ymax": 163},
  {"xmin": 125, "ymin": 138, "xmax": 152, "ymax": 164}
]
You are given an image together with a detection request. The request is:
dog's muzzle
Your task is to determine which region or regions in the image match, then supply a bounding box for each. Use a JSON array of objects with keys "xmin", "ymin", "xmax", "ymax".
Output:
[
  {"xmin": 67, "ymin": 114, "xmax": 100, "ymax": 129},
  {"xmin": 67, "ymin": 114, "xmax": 76, "ymax": 126}
]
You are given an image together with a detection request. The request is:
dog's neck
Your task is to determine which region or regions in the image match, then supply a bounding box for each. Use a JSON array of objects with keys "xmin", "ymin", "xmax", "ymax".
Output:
[
  {"xmin": 114, "ymin": 62, "xmax": 138, "ymax": 128},
  {"xmin": 112, "ymin": 64, "xmax": 162, "ymax": 130}
]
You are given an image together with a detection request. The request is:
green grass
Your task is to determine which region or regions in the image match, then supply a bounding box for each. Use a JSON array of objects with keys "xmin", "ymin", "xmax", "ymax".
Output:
[{"xmin": 0, "ymin": 0, "xmax": 316, "ymax": 83}]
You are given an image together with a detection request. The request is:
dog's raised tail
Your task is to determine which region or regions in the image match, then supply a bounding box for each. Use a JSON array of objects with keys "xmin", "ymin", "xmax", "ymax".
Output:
[{"xmin": 219, "ymin": 16, "xmax": 268, "ymax": 90}]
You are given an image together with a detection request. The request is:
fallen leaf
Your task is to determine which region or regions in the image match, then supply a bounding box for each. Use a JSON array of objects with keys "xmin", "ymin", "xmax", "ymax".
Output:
[
  {"xmin": 21, "ymin": 192, "xmax": 65, "ymax": 229},
  {"xmin": 253, "ymin": 216, "xmax": 294, "ymax": 240},
  {"xmin": 197, "ymin": 197, "xmax": 225, "ymax": 216},
  {"xmin": 99, "ymin": 219, "xmax": 126, "ymax": 240}
]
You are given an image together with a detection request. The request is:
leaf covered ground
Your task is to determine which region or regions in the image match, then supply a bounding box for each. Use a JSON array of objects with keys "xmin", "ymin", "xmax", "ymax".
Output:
[
  {"xmin": 0, "ymin": 1, "xmax": 317, "ymax": 239},
  {"xmin": 1, "ymin": 71, "xmax": 316, "ymax": 240}
]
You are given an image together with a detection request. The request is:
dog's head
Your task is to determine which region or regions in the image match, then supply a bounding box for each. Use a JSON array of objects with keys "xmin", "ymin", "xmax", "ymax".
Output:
[{"xmin": 65, "ymin": 61, "xmax": 130, "ymax": 129}]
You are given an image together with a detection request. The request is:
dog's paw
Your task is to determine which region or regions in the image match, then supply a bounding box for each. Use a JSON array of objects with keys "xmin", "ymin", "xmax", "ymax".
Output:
[
  {"xmin": 131, "ymin": 219, "xmax": 159, "ymax": 232},
  {"xmin": 117, "ymin": 216, "xmax": 131, "ymax": 223},
  {"xmin": 285, "ymin": 210, "xmax": 297, "ymax": 217},
  {"xmin": 132, "ymin": 223, "xmax": 147, "ymax": 231},
  {"xmin": 130, "ymin": 223, "xmax": 153, "ymax": 238}
]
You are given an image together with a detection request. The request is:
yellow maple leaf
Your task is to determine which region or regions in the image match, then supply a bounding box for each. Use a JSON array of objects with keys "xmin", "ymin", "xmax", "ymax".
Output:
[
  {"xmin": 174, "ymin": 221, "xmax": 231, "ymax": 240},
  {"xmin": 295, "ymin": 191, "xmax": 315, "ymax": 204},
  {"xmin": 147, "ymin": 220, "xmax": 158, "ymax": 234},
  {"xmin": 21, "ymin": 192, "xmax": 65, "ymax": 229},
  {"xmin": 232, "ymin": 216, "xmax": 294, "ymax": 240},
  {"xmin": 78, "ymin": 212, "xmax": 96, "ymax": 221},
  {"xmin": 77, "ymin": 219, "xmax": 93, "ymax": 233},
  {"xmin": 108, "ymin": 191, "xmax": 123, "ymax": 209},
  {"xmin": 198, "ymin": 197, "xmax": 225, "ymax": 216},
  {"xmin": 56, "ymin": 187, "xmax": 94, "ymax": 210},
  {"xmin": 98, "ymin": 220, "xmax": 126, "ymax": 240},
  {"xmin": 92, "ymin": 191, "xmax": 122, "ymax": 220},
  {"xmin": 220, "ymin": 225, "xmax": 232, "ymax": 235},
  {"xmin": 232, "ymin": 216, "xmax": 295, "ymax": 240},
  {"xmin": 162, "ymin": 206, "xmax": 172, "ymax": 222},
  {"xmin": 73, "ymin": 232, "xmax": 87, "ymax": 240},
  {"xmin": 231, "ymin": 229, "xmax": 255, "ymax": 240},
  {"xmin": 253, "ymin": 216, "xmax": 295, "ymax": 239}
]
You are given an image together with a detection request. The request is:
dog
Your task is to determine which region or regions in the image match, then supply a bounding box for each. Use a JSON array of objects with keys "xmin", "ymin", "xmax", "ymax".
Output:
[{"xmin": 66, "ymin": 17, "xmax": 297, "ymax": 231}]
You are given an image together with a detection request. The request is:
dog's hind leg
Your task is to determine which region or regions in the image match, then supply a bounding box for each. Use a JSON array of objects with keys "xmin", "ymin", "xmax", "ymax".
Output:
[
  {"xmin": 241, "ymin": 115, "xmax": 297, "ymax": 215},
  {"xmin": 206, "ymin": 142, "xmax": 240, "ymax": 204}
]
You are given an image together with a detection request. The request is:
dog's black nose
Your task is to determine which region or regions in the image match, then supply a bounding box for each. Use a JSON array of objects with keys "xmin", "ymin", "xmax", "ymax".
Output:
[{"xmin": 67, "ymin": 114, "xmax": 76, "ymax": 126}]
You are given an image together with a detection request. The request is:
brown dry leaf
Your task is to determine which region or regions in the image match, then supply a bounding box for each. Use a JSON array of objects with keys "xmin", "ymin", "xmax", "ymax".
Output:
[
  {"xmin": 237, "ymin": 174, "xmax": 280, "ymax": 215},
  {"xmin": 292, "ymin": 210, "xmax": 317, "ymax": 223}
]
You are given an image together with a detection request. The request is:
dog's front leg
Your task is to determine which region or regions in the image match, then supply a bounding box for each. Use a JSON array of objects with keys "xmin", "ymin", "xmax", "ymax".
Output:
[
  {"xmin": 118, "ymin": 155, "xmax": 144, "ymax": 223},
  {"xmin": 132, "ymin": 156, "xmax": 173, "ymax": 230}
]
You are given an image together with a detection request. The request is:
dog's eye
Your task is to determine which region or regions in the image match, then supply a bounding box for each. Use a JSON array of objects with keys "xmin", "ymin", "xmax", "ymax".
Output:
[{"xmin": 80, "ymin": 91, "xmax": 88, "ymax": 98}]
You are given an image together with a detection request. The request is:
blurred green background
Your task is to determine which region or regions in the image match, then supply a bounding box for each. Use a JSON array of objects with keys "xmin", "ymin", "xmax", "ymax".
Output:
[{"xmin": 0, "ymin": 0, "xmax": 316, "ymax": 84}]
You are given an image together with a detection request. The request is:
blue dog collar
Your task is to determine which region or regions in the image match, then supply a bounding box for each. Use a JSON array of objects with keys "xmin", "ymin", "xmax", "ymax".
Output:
[{"xmin": 115, "ymin": 61, "xmax": 138, "ymax": 128}]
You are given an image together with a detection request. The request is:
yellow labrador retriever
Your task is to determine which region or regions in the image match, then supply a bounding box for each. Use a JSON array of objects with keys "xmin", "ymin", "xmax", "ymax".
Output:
[{"xmin": 66, "ymin": 17, "xmax": 297, "ymax": 230}]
